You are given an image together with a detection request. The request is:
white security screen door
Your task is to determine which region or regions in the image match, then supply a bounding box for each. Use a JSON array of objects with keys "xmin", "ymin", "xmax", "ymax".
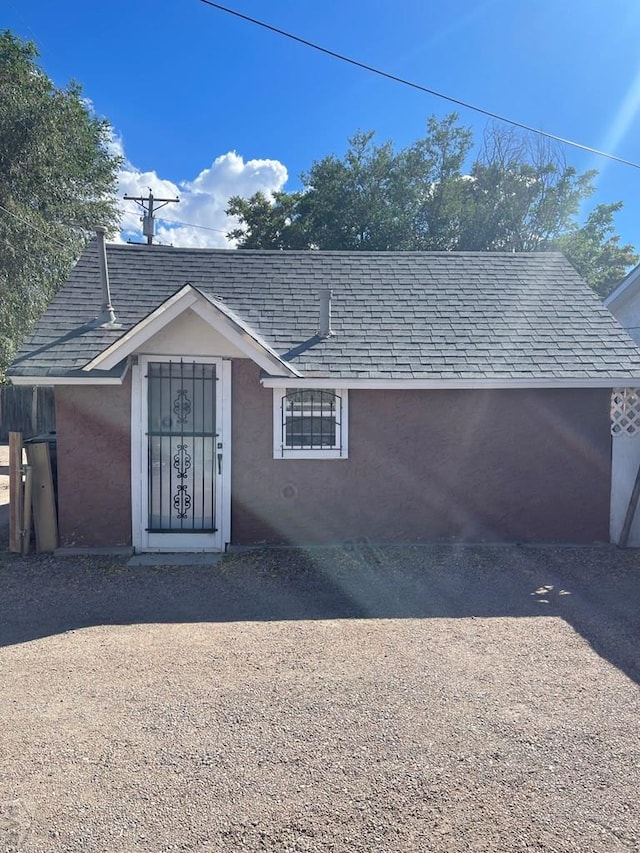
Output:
[{"xmin": 141, "ymin": 358, "xmax": 225, "ymax": 551}]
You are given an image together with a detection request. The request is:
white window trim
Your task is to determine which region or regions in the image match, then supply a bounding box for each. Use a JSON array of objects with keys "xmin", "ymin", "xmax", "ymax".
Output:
[{"xmin": 273, "ymin": 388, "xmax": 348, "ymax": 459}]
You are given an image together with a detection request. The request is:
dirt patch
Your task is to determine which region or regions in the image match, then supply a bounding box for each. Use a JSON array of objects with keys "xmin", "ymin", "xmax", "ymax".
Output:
[{"xmin": 0, "ymin": 545, "xmax": 639, "ymax": 852}]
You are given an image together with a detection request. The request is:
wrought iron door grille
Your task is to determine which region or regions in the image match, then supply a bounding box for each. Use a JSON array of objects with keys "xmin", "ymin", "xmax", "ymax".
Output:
[
  {"xmin": 282, "ymin": 389, "xmax": 342, "ymax": 452},
  {"xmin": 147, "ymin": 360, "xmax": 217, "ymax": 532}
]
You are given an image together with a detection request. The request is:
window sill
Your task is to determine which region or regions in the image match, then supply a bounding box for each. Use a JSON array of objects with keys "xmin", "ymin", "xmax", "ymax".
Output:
[{"xmin": 275, "ymin": 449, "xmax": 348, "ymax": 460}]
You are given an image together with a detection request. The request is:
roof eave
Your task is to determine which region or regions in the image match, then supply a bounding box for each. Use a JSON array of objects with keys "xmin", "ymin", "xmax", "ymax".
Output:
[
  {"xmin": 83, "ymin": 283, "xmax": 301, "ymax": 379},
  {"xmin": 261, "ymin": 375, "xmax": 640, "ymax": 390},
  {"xmin": 9, "ymin": 373, "xmax": 126, "ymax": 386},
  {"xmin": 604, "ymin": 262, "xmax": 640, "ymax": 308}
]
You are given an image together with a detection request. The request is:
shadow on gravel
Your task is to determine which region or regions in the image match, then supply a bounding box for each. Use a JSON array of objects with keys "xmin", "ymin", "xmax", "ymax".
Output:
[{"xmin": 0, "ymin": 543, "xmax": 638, "ymax": 683}]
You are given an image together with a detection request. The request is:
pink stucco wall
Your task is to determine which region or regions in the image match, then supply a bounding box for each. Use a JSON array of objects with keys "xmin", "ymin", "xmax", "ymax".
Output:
[
  {"xmin": 56, "ymin": 376, "xmax": 131, "ymax": 547},
  {"xmin": 231, "ymin": 361, "xmax": 612, "ymax": 544},
  {"xmin": 54, "ymin": 361, "xmax": 612, "ymax": 548}
]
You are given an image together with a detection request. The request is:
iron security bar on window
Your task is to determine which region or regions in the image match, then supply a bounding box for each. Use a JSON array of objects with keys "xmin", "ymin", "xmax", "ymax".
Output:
[{"xmin": 282, "ymin": 389, "xmax": 342, "ymax": 452}]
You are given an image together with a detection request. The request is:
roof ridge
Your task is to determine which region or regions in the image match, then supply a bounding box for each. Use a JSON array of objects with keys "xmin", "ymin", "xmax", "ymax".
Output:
[{"xmin": 102, "ymin": 244, "xmax": 566, "ymax": 259}]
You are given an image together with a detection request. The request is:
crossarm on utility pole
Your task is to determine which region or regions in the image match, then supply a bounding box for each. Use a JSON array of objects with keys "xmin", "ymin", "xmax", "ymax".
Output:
[{"xmin": 123, "ymin": 190, "xmax": 179, "ymax": 244}]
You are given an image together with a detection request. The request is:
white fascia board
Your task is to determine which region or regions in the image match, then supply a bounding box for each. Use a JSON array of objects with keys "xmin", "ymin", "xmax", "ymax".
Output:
[
  {"xmin": 261, "ymin": 376, "xmax": 640, "ymax": 390},
  {"xmin": 9, "ymin": 374, "xmax": 125, "ymax": 386},
  {"xmin": 604, "ymin": 263, "xmax": 640, "ymax": 308},
  {"xmin": 189, "ymin": 298, "xmax": 301, "ymax": 378},
  {"xmin": 84, "ymin": 284, "xmax": 300, "ymax": 378},
  {"xmin": 84, "ymin": 286, "xmax": 198, "ymax": 371}
]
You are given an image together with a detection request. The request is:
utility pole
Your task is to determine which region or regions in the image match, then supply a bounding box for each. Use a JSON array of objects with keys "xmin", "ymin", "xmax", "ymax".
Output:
[{"xmin": 123, "ymin": 189, "xmax": 179, "ymax": 245}]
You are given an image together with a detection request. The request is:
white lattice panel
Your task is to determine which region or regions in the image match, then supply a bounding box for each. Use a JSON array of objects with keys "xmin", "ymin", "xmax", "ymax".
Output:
[{"xmin": 611, "ymin": 388, "xmax": 640, "ymax": 436}]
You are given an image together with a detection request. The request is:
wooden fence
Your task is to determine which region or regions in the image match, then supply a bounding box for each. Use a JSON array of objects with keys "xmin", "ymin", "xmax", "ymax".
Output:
[{"xmin": 0, "ymin": 385, "xmax": 55, "ymax": 441}]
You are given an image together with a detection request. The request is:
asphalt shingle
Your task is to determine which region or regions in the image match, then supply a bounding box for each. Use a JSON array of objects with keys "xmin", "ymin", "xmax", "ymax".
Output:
[{"xmin": 9, "ymin": 243, "xmax": 640, "ymax": 381}]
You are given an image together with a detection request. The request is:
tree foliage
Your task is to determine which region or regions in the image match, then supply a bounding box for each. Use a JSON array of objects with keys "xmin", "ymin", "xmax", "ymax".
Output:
[
  {"xmin": 227, "ymin": 114, "xmax": 637, "ymax": 296},
  {"xmin": 0, "ymin": 31, "xmax": 121, "ymax": 377},
  {"xmin": 555, "ymin": 202, "xmax": 638, "ymax": 298}
]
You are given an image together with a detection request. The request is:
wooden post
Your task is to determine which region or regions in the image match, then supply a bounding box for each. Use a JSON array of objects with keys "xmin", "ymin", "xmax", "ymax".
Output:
[
  {"xmin": 31, "ymin": 386, "xmax": 38, "ymax": 435},
  {"xmin": 8, "ymin": 431, "xmax": 23, "ymax": 553},
  {"xmin": 25, "ymin": 441, "xmax": 57, "ymax": 552},
  {"xmin": 22, "ymin": 465, "xmax": 33, "ymax": 556}
]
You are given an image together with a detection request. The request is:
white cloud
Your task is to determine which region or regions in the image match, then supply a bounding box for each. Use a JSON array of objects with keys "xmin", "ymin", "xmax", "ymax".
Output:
[
  {"xmin": 116, "ymin": 146, "xmax": 289, "ymax": 248},
  {"xmin": 107, "ymin": 131, "xmax": 125, "ymax": 161}
]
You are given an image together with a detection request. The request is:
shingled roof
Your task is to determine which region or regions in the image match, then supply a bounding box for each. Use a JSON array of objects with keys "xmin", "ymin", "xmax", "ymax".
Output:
[{"xmin": 9, "ymin": 241, "xmax": 640, "ymax": 383}]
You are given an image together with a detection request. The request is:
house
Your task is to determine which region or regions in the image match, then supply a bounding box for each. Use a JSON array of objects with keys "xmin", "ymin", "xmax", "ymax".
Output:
[
  {"xmin": 604, "ymin": 263, "xmax": 640, "ymax": 346},
  {"xmin": 9, "ymin": 235, "xmax": 640, "ymax": 552},
  {"xmin": 604, "ymin": 264, "xmax": 640, "ymax": 545}
]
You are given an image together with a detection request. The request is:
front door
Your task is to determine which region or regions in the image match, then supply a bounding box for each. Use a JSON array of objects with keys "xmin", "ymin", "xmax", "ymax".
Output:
[{"xmin": 135, "ymin": 356, "xmax": 229, "ymax": 551}]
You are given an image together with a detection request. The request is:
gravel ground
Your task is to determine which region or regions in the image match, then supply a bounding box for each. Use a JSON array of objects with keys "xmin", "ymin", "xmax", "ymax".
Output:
[{"xmin": 0, "ymin": 543, "xmax": 639, "ymax": 852}]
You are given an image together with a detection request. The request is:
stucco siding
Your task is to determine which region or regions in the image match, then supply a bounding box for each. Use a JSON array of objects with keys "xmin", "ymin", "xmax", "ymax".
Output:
[
  {"xmin": 55, "ymin": 377, "xmax": 131, "ymax": 547},
  {"xmin": 54, "ymin": 363, "xmax": 612, "ymax": 548},
  {"xmin": 139, "ymin": 308, "xmax": 249, "ymax": 358},
  {"xmin": 232, "ymin": 362, "xmax": 612, "ymax": 544}
]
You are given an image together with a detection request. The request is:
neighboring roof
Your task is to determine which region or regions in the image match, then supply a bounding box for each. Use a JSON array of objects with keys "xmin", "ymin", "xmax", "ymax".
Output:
[
  {"xmin": 10, "ymin": 242, "xmax": 640, "ymax": 384},
  {"xmin": 604, "ymin": 262, "xmax": 640, "ymax": 309}
]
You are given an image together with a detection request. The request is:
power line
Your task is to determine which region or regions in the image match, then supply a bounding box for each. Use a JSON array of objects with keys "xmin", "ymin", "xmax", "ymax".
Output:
[
  {"xmin": 121, "ymin": 199, "xmax": 231, "ymax": 235},
  {"xmin": 123, "ymin": 191, "xmax": 179, "ymax": 245},
  {"xmin": 199, "ymin": 0, "xmax": 640, "ymax": 171},
  {"xmin": 157, "ymin": 216, "xmax": 229, "ymax": 234},
  {"xmin": 0, "ymin": 202, "xmax": 69, "ymax": 249}
]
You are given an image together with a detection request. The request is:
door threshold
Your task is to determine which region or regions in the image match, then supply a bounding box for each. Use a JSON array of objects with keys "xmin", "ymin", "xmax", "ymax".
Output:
[{"xmin": 128, "ymin": 553, "xmax": 223, "ymax": 567}]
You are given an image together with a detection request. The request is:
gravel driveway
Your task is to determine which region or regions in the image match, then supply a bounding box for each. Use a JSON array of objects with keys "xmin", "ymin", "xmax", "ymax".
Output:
[{"xmin": 0, "ymin": 543, "xmax": 639, "ymax": 852}]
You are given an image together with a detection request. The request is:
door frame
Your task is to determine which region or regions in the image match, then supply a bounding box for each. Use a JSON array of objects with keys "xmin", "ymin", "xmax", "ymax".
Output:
[{"xmin": 131, "ymin": 354, "xmax": 232, "ymax": 552}]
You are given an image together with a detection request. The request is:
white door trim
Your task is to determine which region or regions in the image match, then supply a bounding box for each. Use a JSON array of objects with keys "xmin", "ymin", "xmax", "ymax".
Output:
[
  {"xmin": 131, "ymin": 355, "xmax": 231, "ymax": 552},
  {"xmin": 220, "ymin": 358, "xmax": 232, "ymax": 547}
]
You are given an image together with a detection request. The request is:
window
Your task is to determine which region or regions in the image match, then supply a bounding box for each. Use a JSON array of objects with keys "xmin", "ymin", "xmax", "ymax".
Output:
[{"xmin": 273, "ymin": 388, "xmax": 348, "ymax": 458}]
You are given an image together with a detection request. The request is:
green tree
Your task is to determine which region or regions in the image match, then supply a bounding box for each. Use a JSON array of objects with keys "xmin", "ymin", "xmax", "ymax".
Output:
[
  {"xmin": 227, "ymin": 190, "xmax": 309, "ymax": 250},
  {"xmin": 228, "ymin": 131, "xmax": 416, "ymax": 251},
  {"xmin": 555, "ymin": 203, "xmax": 638, "ymax": 297},
  {"xmin": 0, "ymin": 31, "xmax": 121, "ymax": 377},
  {"xmin": 227, "ymin": 114, "xmax": 637, "ymax": 296},
  {"xmin": 299, "ymin": 130, "xmax": 414, "ymax": 250},
  {"xmin": 403, "ymin": 113, "xmax": 473, "ymax": 250},
  {"xmin": 457, "ymin": 127, "xmax": 597, "ymax": 252}
]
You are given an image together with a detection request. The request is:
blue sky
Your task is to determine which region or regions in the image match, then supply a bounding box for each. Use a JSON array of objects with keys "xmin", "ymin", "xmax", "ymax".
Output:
[{"xmin": 5, "ymin": 0, "xmax": 640, "ymax": 252}]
